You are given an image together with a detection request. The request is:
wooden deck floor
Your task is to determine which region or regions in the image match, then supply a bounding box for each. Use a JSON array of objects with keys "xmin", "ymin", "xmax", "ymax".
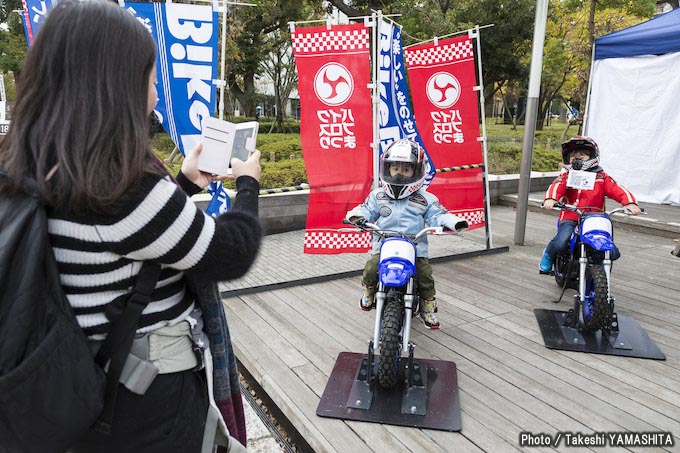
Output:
[{"xmin": 223, "ymin": 205, "xmax": 680, "ymax": 453}]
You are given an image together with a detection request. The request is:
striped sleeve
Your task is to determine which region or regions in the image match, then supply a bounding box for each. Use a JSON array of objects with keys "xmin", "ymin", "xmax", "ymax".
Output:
[{"xmin": 96, "ymin": 176, "xmax": 262, "ymax": 281}]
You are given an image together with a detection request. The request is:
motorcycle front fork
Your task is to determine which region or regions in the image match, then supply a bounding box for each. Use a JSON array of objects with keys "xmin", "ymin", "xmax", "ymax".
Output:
[
  {"xmin": 575, "ymin": 246, "xmax": 614, "ymax": 327},
  {"xmin": 402, "ymin": 279, "xmax": 416, "ymax": 352},
  {"xmin": 578, "ymin": 245, "xmax": 613, "ymax": 302},
  {"xmin": 371, "ymin": 279, "xmax": 416, "ymax": 354},
  {"xmin": 372, "ymin": 283, "xmax": 385, "ymax": 353}
]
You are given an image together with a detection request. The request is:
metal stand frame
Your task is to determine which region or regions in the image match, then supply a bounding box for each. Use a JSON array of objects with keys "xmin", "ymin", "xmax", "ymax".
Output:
[
  {"xmin": 316, "ymin": 349, "xmax": 461, "ymax": 431},
  {"xmin": 534, "ymin": 306, "xmax": 665, "ymax": 360}
]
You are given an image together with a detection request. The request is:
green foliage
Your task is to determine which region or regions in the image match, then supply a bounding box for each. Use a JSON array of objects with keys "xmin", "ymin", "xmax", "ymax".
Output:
[
  {"xmin": 456, "ymin": 0, "xmax": 535, "ymax": 87},
  {"xmin": 264, "ymin": 121, "xmax": 301, "ymax": 134},
  {"xmin": 258, "ymin": 159, "xmax": 307, "ymax": 190},
  {"xmin": 486, "ymin": 121, "xmax": 565, "ymax": 173},
  {"xmin": 257, "ymin": 134, "xmax": 302, "ymax": 161},
  {"xmin": 487, "ymin": 142, "xmax": 561, "ymax": 174},
  {"xmin": 548, "ymin": 0, "xmax": 655, "ymax": 107},
  {"xmin": 0, "ymin": 0, "xmax": 28, "ymax": 82}
]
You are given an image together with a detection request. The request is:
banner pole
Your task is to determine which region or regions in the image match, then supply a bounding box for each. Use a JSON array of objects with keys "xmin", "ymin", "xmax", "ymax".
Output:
[
  {"xmin": 471, "ymin": 25, "xmax": 493, "ymax": 250},
  {"xmin": 217, "ymin": 0, "xmax": 228, "ymax": 120},
  {"xmin": 514, "ymin": 0, "xmax": 549, "ymax": 245},
  {"xmin": 371, "ymin": 11, "xmax": 380, "ymax": 190},
  {"xmin": 582, "ymin": 43, "xmax": 597, "ymax": 135}
]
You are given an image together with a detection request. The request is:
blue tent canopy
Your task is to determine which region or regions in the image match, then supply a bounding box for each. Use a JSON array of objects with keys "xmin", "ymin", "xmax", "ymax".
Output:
[{"xmin": 594, "ymin": 8, "xmax": 680, "ymax": 60}]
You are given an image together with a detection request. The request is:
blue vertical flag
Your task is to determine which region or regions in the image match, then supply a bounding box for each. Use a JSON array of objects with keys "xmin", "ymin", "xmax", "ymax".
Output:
[
  {"xmin": 377, "ymin": 20, "xmax": 435, "ymax": 187},
  {"xmin": 21, "ymin": 0, "xmax": 60, "ymax": 46},
  {"xmin": 124, "ymin": 2, "xmax": 229, "ymax": 215}
]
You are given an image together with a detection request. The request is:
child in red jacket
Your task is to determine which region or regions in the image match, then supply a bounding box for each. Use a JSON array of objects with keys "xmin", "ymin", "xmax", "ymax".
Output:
[{"xmin": 539, "ymin": 136, "xmax": 641, "ymax": 273}]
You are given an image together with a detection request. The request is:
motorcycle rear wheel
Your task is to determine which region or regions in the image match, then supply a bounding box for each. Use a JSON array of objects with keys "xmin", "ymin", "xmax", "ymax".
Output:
[
  {"xmin": 378, "ymin": 294, "xmax": 403, "ymax": 389},
  {"xmin": 581, "ymin": 264, "xmax": 608, "ymax": 331}
]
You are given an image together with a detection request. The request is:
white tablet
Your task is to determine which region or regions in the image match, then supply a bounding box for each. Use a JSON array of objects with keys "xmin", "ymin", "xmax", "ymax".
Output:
[
  {"xmin": 229, "ymin": 121, "xmax": 259, "ymax": 174},
  {"xmin": 197, "ymin": 118, "xmax": 258, "ymax": 175}
]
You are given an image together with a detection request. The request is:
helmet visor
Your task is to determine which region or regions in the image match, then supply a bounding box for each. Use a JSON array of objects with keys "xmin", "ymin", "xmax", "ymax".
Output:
[{"xmin": 382, "ymin": 161, "xmax": 419, "ymax": 185}]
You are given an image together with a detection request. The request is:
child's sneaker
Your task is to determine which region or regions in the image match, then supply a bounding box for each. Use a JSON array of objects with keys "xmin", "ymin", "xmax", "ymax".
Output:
[
  {"xmin": 539, "ymin": 249, "xmax": 553, "ymax": 274},
  {"xmin": 419, "ymin": 298, "xmax": 440, "ymax": 329},
  {"xmin": 359, "ymin": 285, "xmax": 375, "ymax": 311}
]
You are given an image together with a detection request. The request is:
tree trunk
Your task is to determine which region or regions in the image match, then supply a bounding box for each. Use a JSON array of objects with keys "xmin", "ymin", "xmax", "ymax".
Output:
[
  {"xmin": 270, "ymin": 75, "xmax": 288, "ymax": 133},
  {"xmin": 499, "ymin": 84, "xmax": 517, "ymax": 131}
]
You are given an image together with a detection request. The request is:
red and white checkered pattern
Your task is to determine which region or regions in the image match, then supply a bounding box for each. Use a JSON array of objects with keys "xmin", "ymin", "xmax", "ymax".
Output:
[
  {"xmin": 292, "ymin": 26, "xmax": 369, "ymax": 55},
  {"xmin": 303, "ymin": 230, "xmax": 371, "ymax": 254},
  {"xmin": 452, "ymin": 208, "xmax": 486, "ymax": 227},
  {"xmin": 404, "ymin": 38, "xmax": 474, "ymax": 68}
]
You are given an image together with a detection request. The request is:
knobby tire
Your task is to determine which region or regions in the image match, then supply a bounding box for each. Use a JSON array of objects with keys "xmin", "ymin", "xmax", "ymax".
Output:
[
  {"xmin": 581, "ymin": 264, "xmax": 608, "ymax": 331},
  {"xmin": 378, "ymin": 294, "xmax": 403, "ymax": 389}
]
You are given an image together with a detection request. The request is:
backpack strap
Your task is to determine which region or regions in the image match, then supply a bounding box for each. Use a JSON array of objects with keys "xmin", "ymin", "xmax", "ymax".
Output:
[{"xmin": 92, "ymin": 261, "xmax": 162, "ymax": 435}]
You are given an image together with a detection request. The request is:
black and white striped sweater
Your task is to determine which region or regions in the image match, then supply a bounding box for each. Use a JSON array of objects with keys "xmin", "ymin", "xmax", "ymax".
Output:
[{"xmin": 47, "ymin": 172, "xmax": 261, "ymax": 338}]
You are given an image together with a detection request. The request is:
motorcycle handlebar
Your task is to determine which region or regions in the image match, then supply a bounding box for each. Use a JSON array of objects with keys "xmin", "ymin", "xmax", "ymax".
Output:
[
  {"xmin": 550, "ymin": 202, "xmax": 643, "ymax": 217},
  {"xmin": 341, "ymin": 220, "xmax": 454, "ymax": 241}
]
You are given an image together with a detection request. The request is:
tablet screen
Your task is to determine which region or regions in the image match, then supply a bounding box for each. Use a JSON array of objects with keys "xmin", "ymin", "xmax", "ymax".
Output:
[{"xmin": 231, "ymin": 126, "xmax": 256, "ymax": 163}]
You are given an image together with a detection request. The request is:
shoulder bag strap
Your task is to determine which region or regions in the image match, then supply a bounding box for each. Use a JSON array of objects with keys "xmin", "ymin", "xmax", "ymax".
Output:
[{"xmin": 93, "ymin": 261, "xmax": 162, "ymax": 435}]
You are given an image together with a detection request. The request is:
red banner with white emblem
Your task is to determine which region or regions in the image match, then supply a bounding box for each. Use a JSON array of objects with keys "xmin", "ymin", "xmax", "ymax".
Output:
[
  {"xmin": 404, "ymin": 36, "xmax": 486, "ymax": 230},
  {"xmin": 292, "ymin": 24, "xmax": 373, "ymax": 254}
]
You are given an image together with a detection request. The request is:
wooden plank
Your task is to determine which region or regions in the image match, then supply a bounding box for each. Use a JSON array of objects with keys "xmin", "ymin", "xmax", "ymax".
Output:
[
  {"xmin": 502, "ymin": 309, "xmax": 680, "ymax": 380},
  {"xmin": 226, "ymin": 299, "xmax": 373, "ymax": 453},
  {"xmin": 479, "ymin": 318, "xmax": 680, "ymax": 426},
  {"xmin": 220, "ymin": 204, "xmax": 680, "ymax": 452},
  {"xmin": 464, "ymin": 318, "xmax": 680, "ymax": 429},
  {"xmin": 293, "ymin": 362, "xmax": 419, "ymax": 452},
  {"xmin": 412, "ymin": 333, "xmax": 629, "ymax": 436}
]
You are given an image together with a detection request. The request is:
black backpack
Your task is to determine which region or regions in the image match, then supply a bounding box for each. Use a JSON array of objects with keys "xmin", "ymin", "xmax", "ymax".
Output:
[{"xmin": 0, "ymin": 174, "xmax": 160, "ymax": 452}]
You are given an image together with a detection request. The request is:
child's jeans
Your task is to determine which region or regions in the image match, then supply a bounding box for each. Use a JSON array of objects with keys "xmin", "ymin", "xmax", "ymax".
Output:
[
  {"xmin": 546, "ymin": 220, "xmax": 620, "ymax": 262},
  {"xmin": 362, "ymin": 254, "xmax": 435, "ymax": 300}
]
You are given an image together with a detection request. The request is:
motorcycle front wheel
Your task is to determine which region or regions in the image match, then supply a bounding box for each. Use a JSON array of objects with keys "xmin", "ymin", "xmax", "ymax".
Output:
[
  {"xmin": 581, "ymin": 264, "xmax": 608, "ymax": 331},
  {"xmin": 378, "ymin": 293, "xmax": 403, "ymax": 389}
]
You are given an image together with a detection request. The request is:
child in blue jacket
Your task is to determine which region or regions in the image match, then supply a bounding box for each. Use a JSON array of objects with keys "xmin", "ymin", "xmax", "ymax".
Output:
[{"xmin": 346, "ymin": 139, "xmax": 468, "ymax": 329}]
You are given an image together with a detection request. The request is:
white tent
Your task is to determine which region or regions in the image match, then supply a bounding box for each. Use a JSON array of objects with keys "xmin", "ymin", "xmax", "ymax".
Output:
[{"xmin": 584, "ymin": 8, "xmax": 680, "ymax": 205}]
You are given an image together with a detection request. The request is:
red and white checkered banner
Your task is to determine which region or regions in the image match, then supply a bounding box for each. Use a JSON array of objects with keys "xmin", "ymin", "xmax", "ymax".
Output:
[
  {"xmin": 292, "ymin": 24, "xmax": 373, "ymax": 254},
  {"xmin": 404, "ymin": 35, "xmax": 486, "ymax": 230}
]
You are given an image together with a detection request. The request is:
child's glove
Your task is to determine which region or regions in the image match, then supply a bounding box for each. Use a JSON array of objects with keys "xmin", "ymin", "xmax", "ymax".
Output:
[
  {"xmin": 443, "ymin": 219, "xmax": 469, "ymax": 232},
  {"xmin": 350, "ymin": 216, "xmax": 366, "ymax": 226},
  {"xmin": 452, "ymin": 220, "xmax": 469, "ymax": 232}
]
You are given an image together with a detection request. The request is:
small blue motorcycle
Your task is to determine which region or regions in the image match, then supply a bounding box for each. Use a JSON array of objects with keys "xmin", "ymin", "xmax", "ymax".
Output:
[
  {"xmin": 551, "ymin": 202, "xmax": 637, "ymax": 332},
  {"xmin": 343, "ymin": 219, "xmax": 450, "ymax": 389}
]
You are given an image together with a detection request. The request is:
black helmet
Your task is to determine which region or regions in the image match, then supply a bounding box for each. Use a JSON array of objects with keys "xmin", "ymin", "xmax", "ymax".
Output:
[
  {"xmin": 561, "ymin": 136, "xmax": 599, "ymax": 164},
  {"xmin": 380, "ymin": 139, "xmax": 427, "ymax": 199}
]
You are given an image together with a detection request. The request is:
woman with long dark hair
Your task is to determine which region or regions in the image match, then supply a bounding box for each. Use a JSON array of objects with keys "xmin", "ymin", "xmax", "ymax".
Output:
[{"xmin": 0, "ymin": 0, "xmax": 261, "ymax": 451}]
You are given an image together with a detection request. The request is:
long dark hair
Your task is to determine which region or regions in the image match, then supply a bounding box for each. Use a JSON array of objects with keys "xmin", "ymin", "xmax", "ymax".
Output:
[{"xmin": 0, "ymin": 0, "xmax": 160, "ymax": 212}]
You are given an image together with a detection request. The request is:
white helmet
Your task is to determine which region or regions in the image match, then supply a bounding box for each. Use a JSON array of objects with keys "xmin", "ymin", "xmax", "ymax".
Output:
[{"xmin": 380, "ymin": 139, "xmax": 427, "ymax": 199}]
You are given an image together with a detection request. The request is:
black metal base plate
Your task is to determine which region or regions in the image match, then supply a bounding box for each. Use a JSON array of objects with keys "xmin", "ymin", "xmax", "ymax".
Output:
[
  {"xmin": 316, "ymin": 352, "xmax": 462, "ymax": 431},
  {"xmin": 534, "ymin": 309, "xmax": 666, "ymax": 360}
]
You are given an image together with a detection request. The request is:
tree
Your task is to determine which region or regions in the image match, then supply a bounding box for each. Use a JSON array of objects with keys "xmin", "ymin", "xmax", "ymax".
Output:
[
  {"xmin": 326, "ymin": 0, "xmax": 536, "ymax": 118},
  {"xmin": 0, "ymin": 0, "xmax": 28, "ymax": 90},
  {"xmin": 260, "ymin": 31, "xmax": 297, "ymax": 132},
  {"xmin": 324, "ymin": 0, "xmax": 399, "ymax": 18},
  {"xmin": 224, "ymin": 0, "xmax": 318, "ymax": 118},
  {"xmin": 559, "ymin": 0, "xmax": 655, "ymax": 107}
]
